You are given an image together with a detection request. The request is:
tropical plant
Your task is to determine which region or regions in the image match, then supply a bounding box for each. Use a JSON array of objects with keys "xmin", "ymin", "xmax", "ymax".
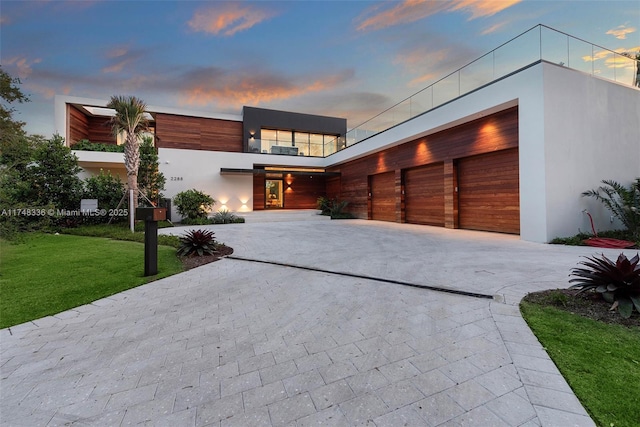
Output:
[
  {"xmin": 582, "ymin": 179, "xmax": 640, "ymax": 240},
  {"xmin": 212, "ymin": 209, "xmax": 244, "ymax": 224},
  {"xmin": 569, "ymin": 253, "xmax": 640, "ymax": 318},
  {"xmin": 106, "ymin": 95, "xmax": 149, "ymax": 210},
  {"xmin": 137, "ymin": 136, "xmax": 165, "ymax": 206},
  {"xmin": 177, "ymin": 229, "xmax": 217, "ymax": 257},
  {"xmin": 173, "ymin": 189, "xmax": 215, "ymax": 221},
  {"xmin": 329, "ymin": 199, "xmax": 351, "ymax": 218},
  {"xmin": 317, "ymin": 196, "xmax": 331, "ymax": 215}
]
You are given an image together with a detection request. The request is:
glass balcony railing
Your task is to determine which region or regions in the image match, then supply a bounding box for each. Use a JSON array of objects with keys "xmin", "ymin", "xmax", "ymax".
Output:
[
  {"xmin": 248, "ymin": 136, "xmax": 347, "ymax": 157},
  {"xmin": 340, "ymin": 24, "xmax": 638, "ymax": 152}
]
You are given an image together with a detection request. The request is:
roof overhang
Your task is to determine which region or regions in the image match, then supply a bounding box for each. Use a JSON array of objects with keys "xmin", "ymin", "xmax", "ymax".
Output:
[{"xmin": 220, "ymin": 167, "xmax": 340, "ymax": 177}]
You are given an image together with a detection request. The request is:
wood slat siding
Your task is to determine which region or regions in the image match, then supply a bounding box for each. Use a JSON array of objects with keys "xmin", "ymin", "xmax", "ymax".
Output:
[
  {"xmin": 458, "ymin": 148, "xmax": 520, "ymax": 234},
  {"xmin": 155, "ymin": 113, "xmax": 242, "ymax": 152},
  {"xmin": 68, "ymin": 106, "xmax": 89, "ymax": 144},
  {"xmin": 253, "ymin": 175, "xmax": 265, "ymax": 210},
  {"xmin": 284, "ymin": 175, "xmax": 326, "ymax": 209},
  {"xmin": 88, "ymin": 116, "xmax": 116, "ymax": 144},
  {"xmin": 370, "ymin": 171, "xmax": 396, "ymax": 222},
  {"xmin": 326, "ymin": 176, "xmax": 341, "ymax": 200},
  {"xmin": 404, "ymin": 163, "xmax": 445, "ymax": 226},
  {"xmin": 328, "ymin": 107, "xmax": 519, "ymax": 231}
]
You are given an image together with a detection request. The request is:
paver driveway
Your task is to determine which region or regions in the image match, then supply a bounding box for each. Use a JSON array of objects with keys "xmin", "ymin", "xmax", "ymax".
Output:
[{"xmin": 3, "ymin": 214, "xmax": 631, "ymax": 426}]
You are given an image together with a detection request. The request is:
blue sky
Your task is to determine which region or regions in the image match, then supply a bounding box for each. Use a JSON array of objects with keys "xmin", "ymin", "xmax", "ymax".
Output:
[{"xmin": 2, "ymin": 0, "xmax": 638, "ymax": 136}]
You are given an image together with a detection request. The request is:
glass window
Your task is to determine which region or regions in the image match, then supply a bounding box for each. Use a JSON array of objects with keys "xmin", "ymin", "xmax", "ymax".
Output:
[
  {"xmin": 259, "ymin": 128, "xmax": 341, "ymax": 157},
  {"xmin": 277, "ymin": 130, "xmax": 292, "ymax": 145},
  {"xmin": 309, "ymin": 133, "xmax": 324, "ymax": 157},
  {"xmin": 295, "ymin": 132, "xmax": 309, "ymax": 156}
]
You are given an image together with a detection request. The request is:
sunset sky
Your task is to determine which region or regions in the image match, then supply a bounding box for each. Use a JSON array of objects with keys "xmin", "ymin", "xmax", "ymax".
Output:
[{"xmin": 2, "ymin": 0, "xmax": 638, "ymax": 136}]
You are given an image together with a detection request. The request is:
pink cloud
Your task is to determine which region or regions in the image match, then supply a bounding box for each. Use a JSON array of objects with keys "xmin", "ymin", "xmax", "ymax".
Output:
[
  {"xmin": 450, "ymin": 0, "xmax": 522, "ymax": 20},
  {"xmin": 178, "ymin": 69, "xmax": 353, "ymax": 108},
  {"xmin": 4, "ymin": 56, "xmax": 42, "ymax": 79},
  {"xmin": 188, "ymin": 3, "xmax": 276, "ymax": 36},
  {"xmin": 356, "ymin": 0, "xmax": 521, "ymax": 32}
]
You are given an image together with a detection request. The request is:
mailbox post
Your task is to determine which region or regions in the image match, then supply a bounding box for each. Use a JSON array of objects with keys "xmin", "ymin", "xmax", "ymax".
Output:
[{"xmin": 135, "ymin": 207, "xmax": 167, "ymax": 276}]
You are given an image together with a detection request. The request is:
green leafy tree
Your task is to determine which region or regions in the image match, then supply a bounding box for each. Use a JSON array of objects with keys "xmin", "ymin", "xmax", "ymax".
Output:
[
  {"xmin": 27, "ymin": 134, "xmax": 84, "ymax": 210},
  {"xmin": 138, "ymin": 136, "xmax": 166, "ymax": 206},
  {"xmin": 106, "ymin": 95, "xmax": 149, "ymax": 209},
  {"xmin": 0, "ymin": 66, "xmax": 29, "ymax": 142},
  {"xmin": 84, "ymin": 170, "xmax": 125, "ymax": 223},
  {"xmin": 173, "ymin": 189, "xmax": 215, "ymax": 220},
  {"xmin": 1, "ymin": 135, "xmax": 84, "ymax": 236},
  {"xmin": 0, "ymin": 66, "xmax": 36, "ymax": 179}
]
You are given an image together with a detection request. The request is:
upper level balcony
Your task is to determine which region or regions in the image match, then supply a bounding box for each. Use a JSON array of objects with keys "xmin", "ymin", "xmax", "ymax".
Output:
[
  {"xmin": 322, "ymin": 24, "xmax": 637, "ymax": 157},
  {"xmin": 248, "ymin": 136, "xmax": 346, "ymax": 158}
]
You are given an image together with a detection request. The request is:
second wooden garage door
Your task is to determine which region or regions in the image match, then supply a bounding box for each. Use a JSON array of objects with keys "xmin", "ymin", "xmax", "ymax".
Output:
[
  {"xmin": 370, "ymin": 171, "xmax": 396, "ymax": 222},
  {"xmin": 458, "ymin": 148, "xmax": 520, "ymax": 234},
  {"xmin": 404, "ymin": 163, "xmax": 445, "ymax": 226}
]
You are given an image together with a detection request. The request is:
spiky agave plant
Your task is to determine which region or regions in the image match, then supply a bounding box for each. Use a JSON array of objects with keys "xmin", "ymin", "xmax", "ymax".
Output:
[
  {"xmin": 569, "ymin": 253, "xmax": 640, "ymax": 318},
  {"xmin": 177, "ymin": 229, "xmax": 217, "ymax": 257}
]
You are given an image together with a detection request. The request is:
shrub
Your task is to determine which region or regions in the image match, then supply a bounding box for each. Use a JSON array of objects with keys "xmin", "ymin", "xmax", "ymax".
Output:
[
  {"xmin": 569, "ymin": 253, "xmax": 640, "ymax": 318},
  {"xmin": 316, "ymin": 196, "xmax": 355, "ymax": 219},
  {"xmin": 71, "ymin": 139, "xmax": 124, "ymax": 152},
  {"xmin": 177, "ymin": 229, "xmax": 217, "ymax": 257},
  {"xmin": 212, "ymin": 209, "xmax": 244, "ymax": 224},
  {"xmin": 329, "ymin": 199, "xmax": 353, "ymax": 219},
  {"xmin": 317, "ymin": 196, "xmax": 331, "ymax": 215},
  {"xmin": 583, "ymin": 179, "xmax": 640, "ymax": 240},
  {"xmin": 173, "ymin": 189, "xmax": 215, "ymax": 220},
  {"xmin": 83, "ymin": 170, "xmax": 125, "ymax": 223}
]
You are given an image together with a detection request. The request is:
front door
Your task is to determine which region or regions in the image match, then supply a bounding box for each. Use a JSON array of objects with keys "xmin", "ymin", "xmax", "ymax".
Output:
[{"xmin": 266, "ymin": 179, "xmax": 284, "ymax": 209}]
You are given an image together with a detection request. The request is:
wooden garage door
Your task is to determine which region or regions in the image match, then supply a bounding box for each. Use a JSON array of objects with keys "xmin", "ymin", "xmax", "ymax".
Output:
[
  {"xmin": 458, "ymin": 148, "xmax": 519, "ymax": 234},
  {"xmin": 370, "ymin": 171, "xmax": 396, "ymax": 222},
  {"xmin": 404, "ymin": 163, "xmax": 445, "ymax": 226}
]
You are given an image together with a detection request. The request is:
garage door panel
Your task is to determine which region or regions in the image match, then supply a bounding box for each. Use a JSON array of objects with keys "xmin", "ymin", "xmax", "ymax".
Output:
[
  {"xmin": 458, "ymin": 148, "xmax": 519, "ymax": 234},
  {"xmin": 371, "ymin": 172, "xmax": 396, "ymax": 222},
  {"xmin": 405, "ymin": 163, "xmax": 444, "ymax": 226}
]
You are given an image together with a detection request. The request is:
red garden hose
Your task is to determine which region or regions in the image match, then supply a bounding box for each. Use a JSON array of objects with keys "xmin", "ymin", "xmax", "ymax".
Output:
[{"xmin": 583, "ymin": 211, "xmax": 636, "ymax": 249}]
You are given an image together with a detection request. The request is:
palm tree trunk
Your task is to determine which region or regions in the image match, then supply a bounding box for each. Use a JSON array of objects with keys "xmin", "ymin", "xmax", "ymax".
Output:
[{"xmin": 124, "ymin": 132, "xmax": 140, "ymax": 208}]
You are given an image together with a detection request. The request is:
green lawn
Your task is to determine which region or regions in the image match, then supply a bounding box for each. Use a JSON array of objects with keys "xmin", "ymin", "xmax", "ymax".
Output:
[
  {"xmin": 521, "ymin": 302, "xmax": 640, "ymax": 427},
  {"xmin": 0, "ymin": 233, "xmax": 183, "ymax": 329}
]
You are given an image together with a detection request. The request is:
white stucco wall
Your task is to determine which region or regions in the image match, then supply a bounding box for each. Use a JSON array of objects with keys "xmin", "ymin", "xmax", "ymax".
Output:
[{"xmin": 542, "ymin": 62, "xmax": 640, "ymax": 241}]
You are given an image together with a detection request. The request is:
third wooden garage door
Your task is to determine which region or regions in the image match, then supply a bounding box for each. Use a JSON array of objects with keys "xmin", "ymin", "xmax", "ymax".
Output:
[{"xmin": 457, "ymin": 148, "xmax": 520, "ymax": 234}]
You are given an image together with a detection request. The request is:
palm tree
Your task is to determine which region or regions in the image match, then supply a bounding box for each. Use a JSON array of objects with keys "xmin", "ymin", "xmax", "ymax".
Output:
[{"xmin": 106, "ymin": 95, "xmax": 149, "ymax": 210}]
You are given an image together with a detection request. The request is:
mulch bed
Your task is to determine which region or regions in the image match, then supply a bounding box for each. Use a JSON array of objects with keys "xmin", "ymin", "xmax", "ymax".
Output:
[
  {"xmin": 522, "ymin": 288, "xmax": 640, "ymax": 328},
  {"xmin": 179, "ymin": 245, "xmax": 234, "ymax": 270}
]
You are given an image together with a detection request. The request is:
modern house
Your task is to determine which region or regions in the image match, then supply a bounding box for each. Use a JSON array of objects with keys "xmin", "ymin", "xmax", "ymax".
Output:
[{"xmin": 54, "ymin": 25, "xmax": 639, "ymax": 243}]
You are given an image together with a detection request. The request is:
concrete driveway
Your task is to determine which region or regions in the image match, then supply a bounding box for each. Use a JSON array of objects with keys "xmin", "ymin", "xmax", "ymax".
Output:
[{"xmin": 3, "ymin": 212, "xmax": 633, "ymax": 426}]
